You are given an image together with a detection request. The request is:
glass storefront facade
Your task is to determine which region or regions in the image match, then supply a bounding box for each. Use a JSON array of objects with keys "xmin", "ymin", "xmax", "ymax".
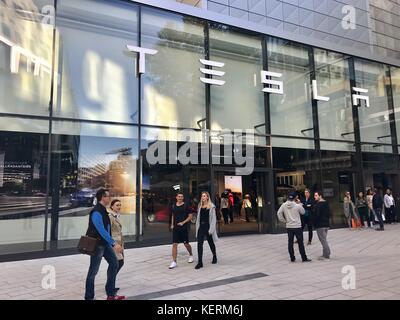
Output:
[{"xmin": 1, "ymin": 0, "xmax": 400, "ymax": 259}]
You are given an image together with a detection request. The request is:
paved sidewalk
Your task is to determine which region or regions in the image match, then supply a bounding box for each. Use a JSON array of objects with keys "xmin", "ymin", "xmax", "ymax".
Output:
[{"xmin": 1, "ymin": 225, "xmax": 400, "ymax": 300}]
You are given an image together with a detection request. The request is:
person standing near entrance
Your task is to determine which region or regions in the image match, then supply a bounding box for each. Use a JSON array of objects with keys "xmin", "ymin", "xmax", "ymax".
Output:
[
  {"xmin": 242, "ymin": 194, "xmax": 252, "ymax": 222},
  {"xmin": 344, "ymin": 191, "xmax": 359, "ymax": 229},
  {"xmin": 366, "ymin": 189, "xmax": 375, "ymax": 227},
  {"xmin": 84, "ymin": 188, "xmax": 124, "ymax": 300},
  {"xmin": 301, "ymin": 189, "xmax": 314, "ymax": 245},
  {"xmin": 277, "ymin": 192, "xmax": 311, "ymax": 263},
  {"xmin": 384, "ymin": 188, "xmax": 396, "ymax": 224},
  {"xmin": 313, "ymin": 192, "xmax": 331, "ymax": 261},
  {"xmin": 169, "ymin": 192, "xmax": 194, "ymax": 269},
  {"xmin": 220, "ymin": 191, "xmax": 230, "ymax": 225},
  {"xmin": 195, "ymin": 191, "xmax": 218, "ymax": 269},
  {"xmin": 373, "ymin": 188, "xmax": 385, "ymax": 231},
  {"xmin": 356, "ymin": 192, "xmax": 370, "ymax": 228},
  {"xmin": 228, "ymin": 190, "xmax": 234, "ymax": 223}
]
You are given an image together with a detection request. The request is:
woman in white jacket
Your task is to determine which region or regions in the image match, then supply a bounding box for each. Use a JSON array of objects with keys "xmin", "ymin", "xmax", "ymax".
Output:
[{"xmin": 195, "ymin": 191, "xmax": 218, "ymax": 269}]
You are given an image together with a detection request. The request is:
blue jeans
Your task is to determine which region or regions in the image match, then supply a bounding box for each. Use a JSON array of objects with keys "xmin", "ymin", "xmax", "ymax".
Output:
[{"xmin": 84, "ymin": 244, "xmax": 118, "ymax": 300}]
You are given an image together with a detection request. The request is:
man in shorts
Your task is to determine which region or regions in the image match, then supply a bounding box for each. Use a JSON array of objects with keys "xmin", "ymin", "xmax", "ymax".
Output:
[{"xmin": 169, "ymin": 192, "xmax": 194, "ymax": 269}]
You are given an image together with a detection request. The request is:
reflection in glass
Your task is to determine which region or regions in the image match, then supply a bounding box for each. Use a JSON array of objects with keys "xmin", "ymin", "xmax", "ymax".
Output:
[
  {"xmin": 51, "ymin": 121, "xmax": 138, "ymax": 244},
  {"xmin": 314, "ymin": 49, "xmax": 353, "ymax": 146},
  {"xmin": 141, "ymin": 127, "xmax": 209, "ymax": 242},
  {"xmin": 0, "ymin": 0, "xmax": 53, "ymax": 116},
  {"xmin": 141, "ymin": 8, "xmax": 205, "ymax": 128},
  {"xmin": 362, "ymin": 152, "xmax": 400, "ymax": 196},
  {"xmin": 391, "ymin": 67, "xmax": 400, "ymax": 146},
  {"xmin": 268, "ymin": 38, "xmax": 313, "ymax": 146},
  {"xmin": 0, "ymin": 117, "xmax": 49, "ymax": 254},
  {"xmin": 320, "ymin": 141, "xmax": 357, "ymax": 226},
  {"xmin": 355, "ymin": 59, "xmax": 392, "ymax": 150},
  {"xmin": 272, "ymin": 138, "xmax": 318, "ymax": 211},
  {"xmin": 54, "ymin": 0, "xmax": 139, "ymax": 123},
  {"xmin": 209, "ymin": 26, "xmax": 264, "ymax": 132}
]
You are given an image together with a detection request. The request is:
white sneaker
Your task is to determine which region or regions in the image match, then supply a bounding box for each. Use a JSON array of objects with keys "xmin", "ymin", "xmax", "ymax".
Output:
[
  {"xmin": 317, "ymin": 256, "xmax": 330, "ymax": 261},
  {"xmin": 169, "ymin": 261, "xmax": 177, "ymax": 269},
  {"xmin": 188, "ymin": 256, "xmax": 194, "ymax": 263}
]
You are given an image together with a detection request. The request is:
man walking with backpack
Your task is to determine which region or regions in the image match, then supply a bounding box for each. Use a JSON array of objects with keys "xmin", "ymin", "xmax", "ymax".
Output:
[{"xmin": 277, "ymin": 192, "xmax": 311, "ymax": 263}]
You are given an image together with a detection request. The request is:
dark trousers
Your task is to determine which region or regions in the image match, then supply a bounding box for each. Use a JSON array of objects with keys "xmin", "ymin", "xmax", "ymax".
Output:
[
  {"xmin": 229, "ymin": 207, "xmax": 234, "ymax": 222},
  {"xmin": 301, "ymin": 216, "xmax": 313, "ymax": 243},
  {"xmin": 221, "ymin": 208, "xmax": 229, "ymax": 224},
  {"xmin": 358, "ymin": 207, "xmax": 370, "ymax": 226},
  {"xmin": 374, "ymin": 208, "xmax": 384, "ymax": 230},
  {"xmin": 245, "ymin": 207, "xmax": 252, "ymax": 222},
  {"xmin": 287, "ymin": 228, "xmax": 308, "ymax": 261},
  {"xmin": 85, "ymin": 244, "xmax": 118, "ymax": 300},
  {"xmin": 385, "ymin": 206, "xmax": 395, "ymax": 223},
  {"xmin": 197, "ymin": 224, "xmax": 216, "ymax": 263}
]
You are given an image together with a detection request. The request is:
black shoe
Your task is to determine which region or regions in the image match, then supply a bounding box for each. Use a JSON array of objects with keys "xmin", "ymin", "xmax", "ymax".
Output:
[
  {"xmin": 376, "ymin": 228, "xmax": 384, "ymax": 231},
  {"xmin": 290, "ymin": 259, "xmax": 296, "ymax": 263},
  {"xmin": 195, "ymin": 262, "xmax": 203, "ymax": 269},
  {"xmin": 212, "ymin": 256, "xmax": 217, "ymax": 264},
  {"xmin": 302, "ymin": 258, "xmax": 312, "ymax": 262}
]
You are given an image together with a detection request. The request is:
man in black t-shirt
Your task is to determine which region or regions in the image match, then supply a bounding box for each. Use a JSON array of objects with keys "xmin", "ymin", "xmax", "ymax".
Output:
[{"xmin": 169, "ymin": 193, "xmax": 194, "ymax": 269}]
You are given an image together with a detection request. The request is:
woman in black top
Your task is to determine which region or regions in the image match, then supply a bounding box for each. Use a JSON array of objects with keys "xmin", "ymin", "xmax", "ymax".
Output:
[{"xmin": 195, "ymin": 191, "xmax": 218, "ymax": 269}]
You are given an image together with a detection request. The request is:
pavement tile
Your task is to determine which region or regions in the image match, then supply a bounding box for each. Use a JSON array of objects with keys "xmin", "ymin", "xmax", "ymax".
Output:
[{"xmin": 0, "ymin": 227, "xmax": 399, "ymax": 300}]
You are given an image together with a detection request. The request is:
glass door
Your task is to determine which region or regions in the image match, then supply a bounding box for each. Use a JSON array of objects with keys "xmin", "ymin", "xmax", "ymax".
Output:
[{"xmin": 212, "ymin": 167, "xmax": 269, "ymax": 235}]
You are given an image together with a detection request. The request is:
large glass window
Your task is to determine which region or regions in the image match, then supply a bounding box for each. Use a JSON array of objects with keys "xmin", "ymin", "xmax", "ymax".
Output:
[
  {"xmin": 272, "ymin": 138, "xmax": 318, "ymax": 217},
  {"xmin": 0, "ymin": 0, "xmax": 53, "ymax": 116},
  {"xmin": 268, "ymin": 38, "xmax": 313, "ymax": 145},
  {"xmin": 314, "ymin": 49, "xmax": 354, "ymax": 145},
  {"xmin": 391, "ymin": 67, "xmax": 400, "ymax": 146},
  {"xmin": 50, "ymin": 121, "xmax": 138, "ymax": 246},
  {"xmin": 320, "ymin": 141, "xmax": 357, "ymax": 226},
  {"xmin": 0, "ymin": 117, "xmax": 49, "ymax": 255},
  {"xmin": 54, "ymin": 0, "xmax": 139, "ymax": 123},
  {"xmin": 354, "ymin": 59, "xmax": 392, "ymax": 151},
  {"xmin": 141, "ymin": 127, "xmax": 209, "ymax": 242},
  {"xmin": 141, "ymin": 8, "xmax": 205, "ymax": 129},
  {"xmin": 209, "ymin": 26, "xmax": 264, "ymax": 132}
]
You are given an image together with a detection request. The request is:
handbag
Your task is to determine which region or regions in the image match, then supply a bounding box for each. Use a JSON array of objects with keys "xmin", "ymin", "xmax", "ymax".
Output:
[{"xmin": 77, "ymin": 235, "xmax": 99, "ymax": 256}]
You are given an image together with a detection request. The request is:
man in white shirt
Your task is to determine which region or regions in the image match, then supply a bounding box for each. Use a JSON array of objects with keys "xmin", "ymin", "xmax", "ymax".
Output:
[{"xmin": 384, "ymin": 189, "xmax": 396, "ymax": 224}]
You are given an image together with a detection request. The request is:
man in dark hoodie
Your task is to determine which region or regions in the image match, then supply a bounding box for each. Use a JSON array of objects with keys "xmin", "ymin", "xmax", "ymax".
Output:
[
  {"xmin": 277, "ymin": 192, "xmax": 311, "ymax": 262},
  {"xmin": 313, "ymin": 191, "xmax": 331, "ymax": 261}
]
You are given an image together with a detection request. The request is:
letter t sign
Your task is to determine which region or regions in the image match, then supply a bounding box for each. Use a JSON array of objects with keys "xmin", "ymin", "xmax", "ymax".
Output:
[{"xmin": 127, "ymin": 45, "xmax": 158, "ymax": 74}]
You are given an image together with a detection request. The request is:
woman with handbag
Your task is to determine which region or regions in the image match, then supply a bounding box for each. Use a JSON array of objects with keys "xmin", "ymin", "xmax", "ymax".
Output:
[{"xmin": 109, "ymin": 199, "xmax": 124, "ymax": 293}]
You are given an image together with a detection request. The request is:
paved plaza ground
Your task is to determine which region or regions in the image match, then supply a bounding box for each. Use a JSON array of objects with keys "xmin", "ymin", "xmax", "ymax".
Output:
[{"xmin": 0, "ymin": 225, "xmax": 399, "ymax": 300}]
